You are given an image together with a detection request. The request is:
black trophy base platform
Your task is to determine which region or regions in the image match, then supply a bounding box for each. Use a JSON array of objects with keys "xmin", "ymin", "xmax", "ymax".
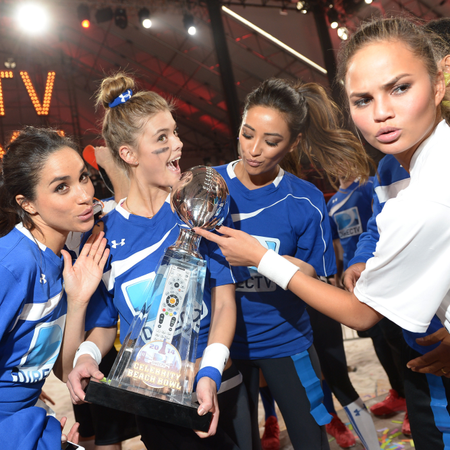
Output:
[{"xmin": 85, "ymin": 378, "xmax": 212, "ymax": 432}]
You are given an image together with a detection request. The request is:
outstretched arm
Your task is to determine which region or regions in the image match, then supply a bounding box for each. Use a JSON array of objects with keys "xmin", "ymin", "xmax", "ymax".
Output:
[
  {"xmin": 54, "ymin": 232, "xmax": 109, "ymax": 381},
  {"xmin": 194, "ymin": 226, "xmax": 382, "ymax": 331},
  {"xmin": 194, "ymin": 283, "xmax": 236, "ymax": 438}
]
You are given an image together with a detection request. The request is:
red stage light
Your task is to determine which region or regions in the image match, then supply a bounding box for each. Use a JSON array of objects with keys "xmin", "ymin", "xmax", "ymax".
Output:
[{"xmin": 78, "ymin": 4, "xmax": 90, "ymax": 29}]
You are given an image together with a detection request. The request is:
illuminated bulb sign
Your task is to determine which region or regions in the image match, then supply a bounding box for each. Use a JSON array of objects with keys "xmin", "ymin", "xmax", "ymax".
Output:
[
  {"xmin": 20, "ymin": 71, "xmax": 55, "ymax": 115},
  {"xmin": 0, "ymin": 71, "xmax": 55, "ymax": 116},
  {"xmin": 0, "ymin": 71, "xmax": 13, "ymax": 116}
]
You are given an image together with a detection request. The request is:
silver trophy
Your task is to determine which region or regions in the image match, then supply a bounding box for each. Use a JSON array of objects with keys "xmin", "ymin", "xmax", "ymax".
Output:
[{"xmin": 85, "ymin": 166, "xmax": 230, "ymax": 431}]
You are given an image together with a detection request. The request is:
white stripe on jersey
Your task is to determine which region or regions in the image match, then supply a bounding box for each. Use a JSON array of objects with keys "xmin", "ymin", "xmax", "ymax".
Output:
[
  {"xmin": 328, "ymin": 188, "xmax": 359, "ymax": 217},
  {"xmin": 232, "ymin": 194, "xmax": 322, "ymax": 223},
  {"xmin": 15, "ymin": 223, "xmax": 47, "ymax": 251},
  {"xmin": 232, "ymin": 193, "xmax": 330, "ymax": 278},
  {"xmin": 226, "ymin": 160, "xmax": 284, "ymax": 187},
  {"xmin": 375, "ymin": 178, "xmax": 410, "ymax": 204},
  {"xmin": 9, "ymin": 288, "xmax": 64, "ymax": 333},
  {"xmin": 103, "ymin": 224, "xmax": 178, "ymax": 291}
]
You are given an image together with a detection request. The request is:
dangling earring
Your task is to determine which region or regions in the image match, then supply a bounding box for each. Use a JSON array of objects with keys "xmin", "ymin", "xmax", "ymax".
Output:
[{"xmin": 444, "ymin": 72, "xmax": 450, "ymax": 86}]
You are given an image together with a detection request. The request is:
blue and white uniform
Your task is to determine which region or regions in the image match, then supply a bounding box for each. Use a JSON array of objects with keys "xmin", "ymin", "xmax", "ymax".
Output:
[
  {"xmin": 350, "ymin": 149, "xmax": 450, "ymax": 450},
  {"xmin": 327, "ymin": 178, "xmax": 374, "ymax": 271},
  {"xmin": 0, "ymin": 223, "xmax": 67, "ymax": 449},
  {"xmin": 215, "ymin": 161, "xmax": 335, "ymax": 449},
  {"xmin": 85, "ymin": 195, "xmax": 248, "ymax": 358},
  {"xmin": 217, "ymin": 163, "xmax": 336, "ymax": 360}
]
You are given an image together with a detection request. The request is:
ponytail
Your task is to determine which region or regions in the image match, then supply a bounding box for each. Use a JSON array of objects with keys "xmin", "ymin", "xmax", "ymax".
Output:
[
  {"xmin": 243, "ymin": 78, "xmax": 373, "ymax": 187},
  {"xmin": 298, "ymin": 82, "xmax": 373, "ymax": 186}
]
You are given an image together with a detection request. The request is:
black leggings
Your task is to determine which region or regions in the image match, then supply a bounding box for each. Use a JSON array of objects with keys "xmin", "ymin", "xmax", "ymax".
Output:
[
  {"xmin": 403, "ymin": 344, "xmax": 450, "ymax": 450},
  {"xmin": 73, "ymin": 346, "xmax": 139, "ymax": 445},
  {"xmin": 234, "ymin": 346, "xmax": 330, "ymax": 450},
  {"xmin": 308, "ymin": 307, "xmax": 359, "ymax": 407},
  {"xmin": 137, "ymin": 363, "xmax": 252, "ymax": 450},
  {"xmin": 359, "ymin": 318, "xmax": 406, "ymax": 397}
]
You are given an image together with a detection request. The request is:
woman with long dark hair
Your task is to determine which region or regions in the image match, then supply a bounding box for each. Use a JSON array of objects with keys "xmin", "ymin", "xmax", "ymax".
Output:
[{"xmin": 0, "ymin": 126, "xmax": 109, "ymax": 449}]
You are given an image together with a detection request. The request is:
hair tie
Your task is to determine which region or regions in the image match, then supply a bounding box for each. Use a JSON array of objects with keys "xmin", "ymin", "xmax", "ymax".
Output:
[{"xmin": 109, "ymin": 89, "xmax": 133, "ymax": 108}]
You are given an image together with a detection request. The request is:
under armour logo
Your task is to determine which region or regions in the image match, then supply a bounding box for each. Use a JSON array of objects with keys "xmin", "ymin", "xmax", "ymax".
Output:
[
  {"xmin": 353, "ymin": 408, "xmax": 361, "ymax": 416},
  {"xmin": 119, "ymin": 90, "xmax": 132, "ymax": 103},
  {"xmin": 40, "ymin": 274, "xmax": 47, "ymax": 284},
  {"xmin": 111, "ymin": 239, "xmax": 126, "ymax": 248}
]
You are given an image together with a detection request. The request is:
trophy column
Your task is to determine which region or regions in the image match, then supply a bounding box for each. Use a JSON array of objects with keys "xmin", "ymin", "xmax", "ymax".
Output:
[{"xmin": 86, "ymin": 230, "xmax": 211, "ymax": 430}]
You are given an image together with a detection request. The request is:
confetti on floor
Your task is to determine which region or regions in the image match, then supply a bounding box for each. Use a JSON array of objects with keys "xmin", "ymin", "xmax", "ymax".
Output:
[{"xmin": 377, "ymin": 425, "xmax": 413, "ymax": 449}]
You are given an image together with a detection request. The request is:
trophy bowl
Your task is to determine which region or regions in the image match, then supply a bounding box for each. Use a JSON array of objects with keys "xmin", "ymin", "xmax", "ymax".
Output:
[{"xmin": 171, "ymin": 166, "xmax": 230, "ymax": 230}]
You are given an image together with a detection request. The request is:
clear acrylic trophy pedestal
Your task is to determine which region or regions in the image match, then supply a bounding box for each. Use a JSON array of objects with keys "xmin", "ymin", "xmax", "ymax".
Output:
[{"xmin": 85, "ymin": 227, "xmax": 212, "ymax": 431}]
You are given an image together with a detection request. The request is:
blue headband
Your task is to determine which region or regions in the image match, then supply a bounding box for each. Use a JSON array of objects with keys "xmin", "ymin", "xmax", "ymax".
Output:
[{"xmin": 109, "ymin": 89, "xmax": 133, "ymax": 108}]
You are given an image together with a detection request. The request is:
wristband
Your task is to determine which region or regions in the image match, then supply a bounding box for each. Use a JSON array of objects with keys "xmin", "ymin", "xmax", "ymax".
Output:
[
  {"xmin": 73, "ymin": 341, "xmax": 102, "ymax": 368},
  {"xmin": 195, "ymin": 343, "xmax": 230, "ymax": 392},
  {"xmin": 200, "ymin": 343, "xmax": 229, "ymax": 373},
  {"xmin": 194, "ymin": 367, "xmax": 222, "ymax": 392},
  {"xmin": 257, "ymin": 249, "xmax": 299, "ymax": 290}
]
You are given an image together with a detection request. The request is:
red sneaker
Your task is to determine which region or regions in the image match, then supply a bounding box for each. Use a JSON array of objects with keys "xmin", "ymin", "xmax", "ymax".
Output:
[
  {"xmin": 326, "ymin": 413, "xmax": 356, "ymax": 448},
  {"xmin": 370, "ymin": 389, "xmax": 406, "ymax": 416},
  {"xmin": 402, "ymin": 412, "xmax": 411, "ymax": 436},
  {"xmin": 261, "ymin": 415, "xmax": 280, "ymax": 450}
]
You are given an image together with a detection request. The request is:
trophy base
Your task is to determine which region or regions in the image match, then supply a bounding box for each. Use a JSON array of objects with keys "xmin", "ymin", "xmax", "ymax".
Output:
[{"xmin": 85, "ymin": 378, "xmax": 212, "ymax": 432}]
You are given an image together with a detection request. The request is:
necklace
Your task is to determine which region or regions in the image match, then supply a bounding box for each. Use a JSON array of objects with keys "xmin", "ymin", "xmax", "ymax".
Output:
[{"xmin": 125, "ymin": 199, "xmax": 154, "ymax": 219}]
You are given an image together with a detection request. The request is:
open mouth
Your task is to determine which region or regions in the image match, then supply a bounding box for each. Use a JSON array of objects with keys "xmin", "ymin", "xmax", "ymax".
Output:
[{"xmin": 167, "ymin": 156, "xmax": 181, "ymax": 172}]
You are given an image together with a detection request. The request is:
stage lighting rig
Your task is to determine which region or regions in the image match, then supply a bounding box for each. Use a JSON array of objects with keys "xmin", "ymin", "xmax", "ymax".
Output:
[
  {"xmin": 77, "ymin": 4, "xmax": 90, "ymax": 29},
  {"xmin": 327, "ymin": 6, "xmax": 339, "ymax": 29},
  {"xmin": 4, "ymin": 58, "xmax": 16, "ymax": 69},
  {"xmin": 95, "ymin": 7, "xmax": 113, "ymax": 24},
  {"xmin": 183, "ymin": 13, "xmax": 196, "ymax": 35},
  {"xmin": 115, "ymin": 7, "xmax": 128, "ymax": 29},
  {"xmin": 16, "ymin": 4, "xmax": 49, "ymax": 34},
  {"xmin": 337, "ymin": 26, "xmax": 349, "ymax": 40},
  {"xmin": 296, "ymin": 1, "xmax": 310, "ymax": 14},
  {"xmin": 138, "ymin": 7, "xmax": 152, "ymax": 28}
]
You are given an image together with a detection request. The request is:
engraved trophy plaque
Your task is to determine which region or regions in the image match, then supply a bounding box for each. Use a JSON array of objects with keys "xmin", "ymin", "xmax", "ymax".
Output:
[{"xmin": 85, "ymin": 166, "xmax": 230, "ymax": 431}]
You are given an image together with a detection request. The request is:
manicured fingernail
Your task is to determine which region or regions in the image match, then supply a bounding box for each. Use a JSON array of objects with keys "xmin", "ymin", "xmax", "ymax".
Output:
[{"xmin": 198, "ymin": 407, "xmax": 206, "ymax": 416}]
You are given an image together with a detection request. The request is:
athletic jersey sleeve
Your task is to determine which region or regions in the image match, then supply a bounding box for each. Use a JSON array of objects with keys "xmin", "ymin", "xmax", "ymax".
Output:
[
  {"xmin": 0, "ymin": 265, "xmax": 27, "ymax": 339},
  {"xmin": 327, "ymin": 212, "xmax": 339, "ymax": 241},
  {"xmin": 0, "ymin": 406, "xmax": 62, "ymax": 450},
  {"xmin": 349, "ymin": 182, "xmax": 380, "ymax": 266},
  {"xmin": 203, "ymin": 213, "xmax": 250, "ymax": 288},
  {"xmin": 85, "ymin": 279, "xmax": 119, "ymax": 331},
  {"xmin": 296, "ymin": 194, "xmax": 336, "ymax": 278},
  {"xmin": 354, "ymin": 196, "xmax": 450, "ymax": 333}
]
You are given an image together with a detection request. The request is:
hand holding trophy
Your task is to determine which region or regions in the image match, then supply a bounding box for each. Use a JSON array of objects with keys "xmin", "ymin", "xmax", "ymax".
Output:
[{"xmin": 85, "ymin": 166, "xmax": 230, "ymax": 431}]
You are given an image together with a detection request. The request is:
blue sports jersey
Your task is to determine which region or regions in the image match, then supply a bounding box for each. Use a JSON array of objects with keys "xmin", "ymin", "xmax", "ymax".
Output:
[
  {"xmin": 349, "ymin": 156, "xmax": 410, "ymax": 266},
  {"xmin": 215, "ymin": 162, "xmax": 337, "ymax": 360},
  {"xmin": 327, "ymin": 178, "xmax": 374, "ymax": 270},
  {"xmin": 0, "ymin": 224, "xmax": 67, "ymax": 420},
  {"xmin": 85, "ymin": 196, "xmax": 248, "ymax": 356}
]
